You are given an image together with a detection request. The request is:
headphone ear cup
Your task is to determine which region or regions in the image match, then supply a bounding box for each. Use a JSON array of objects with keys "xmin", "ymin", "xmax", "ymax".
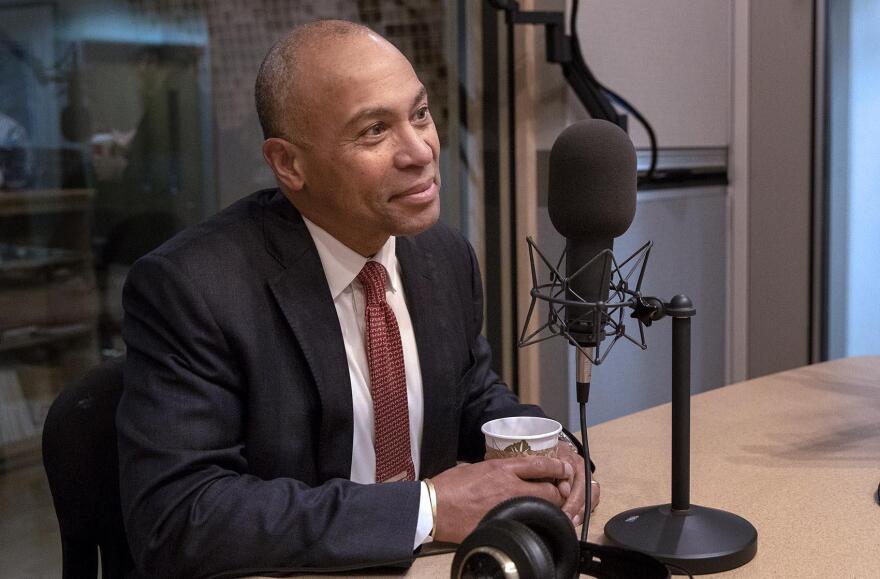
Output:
[
  {"xmin": 482, "ymin": 497, "xmax": 580, "ymax": 579},
  {"xmin": 452, "ymin": 518, "xmax": 555, "ymax": 579}
]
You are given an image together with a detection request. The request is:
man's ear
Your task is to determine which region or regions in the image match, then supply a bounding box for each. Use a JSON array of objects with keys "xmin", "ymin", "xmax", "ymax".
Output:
[{"xmin": 262, "ymin": 138, "xmax": 305, "ymax": 192}]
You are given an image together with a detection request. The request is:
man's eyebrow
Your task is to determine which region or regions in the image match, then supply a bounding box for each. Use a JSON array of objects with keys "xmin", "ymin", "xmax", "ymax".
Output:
[
  {"xmin": 344, "ymin": 86, "xmax": 428, "ymax": 131},
  {"xmin": 411, "ymin": 85, "xmax": 428, "ymax": 109}
]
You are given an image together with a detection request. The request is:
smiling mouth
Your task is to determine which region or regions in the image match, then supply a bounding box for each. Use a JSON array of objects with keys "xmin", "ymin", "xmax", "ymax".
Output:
[
  {"xmin": 396, "ymin": 179, "xmax": 436, "ymax": 198},
  {"xmin": 390, "ymin": 179, "xmax": 439, "ymax": 204}
]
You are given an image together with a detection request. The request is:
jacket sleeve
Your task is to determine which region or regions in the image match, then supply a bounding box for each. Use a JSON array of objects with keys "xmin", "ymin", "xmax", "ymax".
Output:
[
  {"xmin": 117, "ymin": 253, "xmax": 420, "ymax": 579},
  {"xmin": 454, "ymin": 238, "xmax": 546, "ymax": 464}
]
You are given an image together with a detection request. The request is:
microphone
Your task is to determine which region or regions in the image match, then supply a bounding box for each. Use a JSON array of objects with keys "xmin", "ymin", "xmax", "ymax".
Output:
[
  {"xmin": 544, "ymin": 119, "xmax": 639, "ymax": 542},
  {"xmin": 521, "ymin": 122, "xmax": 758, "ymax": 574},
  {"xmin": 547, "ymin": 119, "xmax": 637, "ymax": 349}
]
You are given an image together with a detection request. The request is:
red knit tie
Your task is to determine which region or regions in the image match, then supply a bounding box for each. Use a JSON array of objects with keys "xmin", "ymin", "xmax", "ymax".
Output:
[{"xmin": 357, "ymin": 261, "xmax": 415, "ymax": 483}]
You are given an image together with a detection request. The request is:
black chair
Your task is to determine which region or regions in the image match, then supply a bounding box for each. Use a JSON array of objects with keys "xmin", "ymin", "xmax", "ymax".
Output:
[{"xmin": 42, "ymin": 357, "xmax": 133, "ymax": 578}]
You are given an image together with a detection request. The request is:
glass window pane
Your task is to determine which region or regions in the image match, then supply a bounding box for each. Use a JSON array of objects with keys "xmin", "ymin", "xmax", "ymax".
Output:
[{"xmin": 0, "ymin": 2, "xmax": 474, "ymax": 575}]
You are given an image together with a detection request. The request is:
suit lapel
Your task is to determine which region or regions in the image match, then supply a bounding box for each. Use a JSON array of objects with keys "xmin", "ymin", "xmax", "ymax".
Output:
[
  {"xmin": 263, "ymin": 193, "xmax": 353, "ymax": 482},
  {"xmin": 397, "ymin": 236, "xmax": 447, "ymax": 477},
  {"xmin": 262, "ymin": 190, "xmax": 456, "ymax": 481}
]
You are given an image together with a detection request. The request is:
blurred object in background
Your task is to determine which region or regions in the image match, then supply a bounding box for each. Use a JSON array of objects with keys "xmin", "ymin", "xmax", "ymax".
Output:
[
  {"xmin": 90, "ymin": 130, "xmax": 135, "ymax": 183},
  {"xmin": 0, "ymin": 111, "xmax": 33, "ymax": 190}
]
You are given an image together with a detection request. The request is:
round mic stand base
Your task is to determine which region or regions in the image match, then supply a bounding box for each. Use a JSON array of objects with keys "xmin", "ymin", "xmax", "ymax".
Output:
[
  {"xmin": 604, "ymin": 504, "xmax": 757, "ymax": 575},
  {"xmin": 604, "ymin": 295, "xmax": 757, "ymax": 575}
]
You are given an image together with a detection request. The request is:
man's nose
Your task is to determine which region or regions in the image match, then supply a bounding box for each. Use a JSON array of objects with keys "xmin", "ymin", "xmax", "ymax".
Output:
[{"xmin": 393, "ymin": 126, "xmax": 434, "ymax": 168}]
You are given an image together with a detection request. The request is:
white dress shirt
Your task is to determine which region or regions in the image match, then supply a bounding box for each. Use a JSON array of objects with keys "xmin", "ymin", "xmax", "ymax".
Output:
[{"xmin": 302, "ymin": 218, "xmax": 434, "ymax": 549}]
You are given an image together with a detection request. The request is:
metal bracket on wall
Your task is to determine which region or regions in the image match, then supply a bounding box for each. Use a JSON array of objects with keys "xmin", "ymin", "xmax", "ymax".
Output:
[{"xmin": 487, "ymin": 0, "xmax": 624, "ymax": 128}]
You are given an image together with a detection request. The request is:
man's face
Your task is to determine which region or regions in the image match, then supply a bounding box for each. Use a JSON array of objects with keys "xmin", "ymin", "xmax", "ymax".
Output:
[{"xmin": 286, "ymin": 34, "xmax": 441, "ymax": 255}]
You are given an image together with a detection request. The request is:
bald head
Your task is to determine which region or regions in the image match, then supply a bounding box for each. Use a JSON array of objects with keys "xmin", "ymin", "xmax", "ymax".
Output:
[
  {"xmin": 255, "ymin": 20, "xmax": 395, "ymax": 144},
  {"xmin": 258, "ymin": 19, "xmax": 440, "ymax": 256}
]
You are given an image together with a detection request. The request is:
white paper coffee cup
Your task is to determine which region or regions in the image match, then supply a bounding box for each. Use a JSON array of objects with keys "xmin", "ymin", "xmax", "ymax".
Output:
[{"xmin": 481, "ymin": 416, "xmax": 562, "ymax": 459}]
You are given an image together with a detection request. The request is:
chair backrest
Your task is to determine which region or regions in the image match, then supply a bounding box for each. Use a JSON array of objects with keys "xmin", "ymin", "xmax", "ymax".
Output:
[{"xmin": 42, "ymin": 357, "xmax": 133, "ymax": 579}]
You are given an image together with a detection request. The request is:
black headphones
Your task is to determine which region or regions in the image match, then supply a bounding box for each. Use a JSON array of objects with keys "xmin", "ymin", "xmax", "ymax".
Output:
[{"xmin": 451, "ymin": 497, "xmax": 670, "ymax": 579}]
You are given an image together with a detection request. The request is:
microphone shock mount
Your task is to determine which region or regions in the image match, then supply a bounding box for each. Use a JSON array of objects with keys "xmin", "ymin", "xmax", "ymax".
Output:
[{"xmin": 519, "ymin": 236, "xmax": 656, "ymax": 364}]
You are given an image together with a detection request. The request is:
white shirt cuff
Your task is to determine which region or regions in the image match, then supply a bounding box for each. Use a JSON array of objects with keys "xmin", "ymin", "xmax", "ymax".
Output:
[{"xmin": 413, "ymin": 481, "xmax": 434, "ymax": 549}]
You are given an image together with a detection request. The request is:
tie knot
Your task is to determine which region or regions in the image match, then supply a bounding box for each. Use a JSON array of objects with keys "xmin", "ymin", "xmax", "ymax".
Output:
[{"xmin": 357, "ymin": 261, "xmax": 388, "ymax": 305}]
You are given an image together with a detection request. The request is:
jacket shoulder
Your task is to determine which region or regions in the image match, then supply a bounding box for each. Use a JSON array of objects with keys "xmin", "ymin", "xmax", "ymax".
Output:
[{"xmin": 134, "ymin": 189, "xmax": 280, "ymax": 281}]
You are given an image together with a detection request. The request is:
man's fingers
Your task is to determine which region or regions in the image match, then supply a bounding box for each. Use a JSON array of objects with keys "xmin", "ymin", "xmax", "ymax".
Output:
[
  {"xmin": 519, "ymin": 480, "xmax": 565, "ymax": 507},
  {"xmin": 561, "ymin": 477, "xmax": 585, "ymax": 518},
  {"xmin": 502, "ymin": 456, "xmax": 571, "ymax": 481},
  {"xmin": 559, "ymin": 457, "xmax": 587, "ymax": 522},
  {"xmin": 558, "ymin": 480, "xmax": 571, "ymax": 498}
]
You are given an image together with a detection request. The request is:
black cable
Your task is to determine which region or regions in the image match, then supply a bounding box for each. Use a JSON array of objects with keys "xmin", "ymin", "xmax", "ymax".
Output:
[
  {"xmin": 566, "ymin": 0, "xmax": 621, "ymax": 124},
  {"xmin": 602, "ymin": 84, "xmax": 659, "ymax": 180},
  {"xmin": 579, "ymin": 397, "xmax": 591, "ymax": 542},
  {"xmin": 569, "ymin": 0, "xmax": 659, "ymax": 181}
]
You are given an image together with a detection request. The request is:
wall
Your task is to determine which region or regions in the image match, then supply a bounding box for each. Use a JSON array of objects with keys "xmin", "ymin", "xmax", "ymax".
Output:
[
  {"xmin": 575, "ymin": 0, "xmax": 732, "ymax": 149},
  {"xmin": 745, "ymin": 1, "xmax": 813, "ymax": 376}
]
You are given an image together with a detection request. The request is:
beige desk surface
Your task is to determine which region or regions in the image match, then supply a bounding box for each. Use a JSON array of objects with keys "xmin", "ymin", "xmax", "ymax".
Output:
[{"xmin": 260, "ymin": 356, "xmax": 880, "ymax": 578}]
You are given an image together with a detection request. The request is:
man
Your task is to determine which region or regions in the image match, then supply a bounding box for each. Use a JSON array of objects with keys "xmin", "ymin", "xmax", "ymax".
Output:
[{"xmin": 117, "ymin": 20, "xmax": 596, "ymax": 578}]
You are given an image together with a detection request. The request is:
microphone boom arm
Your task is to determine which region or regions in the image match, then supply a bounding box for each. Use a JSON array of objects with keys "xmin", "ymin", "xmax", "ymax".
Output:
[{"xmin": 487, "ymin": 0, "xmax": 624, "ymax": 127}]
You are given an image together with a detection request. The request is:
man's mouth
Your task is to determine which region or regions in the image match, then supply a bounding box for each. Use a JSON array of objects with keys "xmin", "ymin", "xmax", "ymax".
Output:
[{"xmin": 391, "ymin": 179, "xmax": 438, "ymax": 203}]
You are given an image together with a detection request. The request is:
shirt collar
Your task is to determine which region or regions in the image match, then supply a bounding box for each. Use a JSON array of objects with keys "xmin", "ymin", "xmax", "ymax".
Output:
[{"xmin": 302, "ymin": 216, "xmax": 399, "ymax": 300}]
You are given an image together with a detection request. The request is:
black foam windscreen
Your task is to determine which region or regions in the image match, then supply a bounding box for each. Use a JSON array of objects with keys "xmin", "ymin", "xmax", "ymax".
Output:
[
  {"xmin": 547, "ymin": 119, "xmax": 637, "ymax": 240},
  {"xmin": 547, "ymin": 119, "xmax": 637, "ymax": 347}
]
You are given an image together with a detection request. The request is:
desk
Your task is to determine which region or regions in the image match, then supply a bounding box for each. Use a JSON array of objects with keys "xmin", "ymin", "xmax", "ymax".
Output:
[{"xmin": 259, "ymin": 357, "xmax": 880, "ymax": 578}]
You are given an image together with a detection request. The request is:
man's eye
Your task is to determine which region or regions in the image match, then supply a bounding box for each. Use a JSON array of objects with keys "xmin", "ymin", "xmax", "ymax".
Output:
[
  {"xmin": 364, "ymin": 123, "xmax": 386, "ymax": 137},
  {"xmin": 414, "ymin": 106, "xmax": 430, "ymax": 121}
]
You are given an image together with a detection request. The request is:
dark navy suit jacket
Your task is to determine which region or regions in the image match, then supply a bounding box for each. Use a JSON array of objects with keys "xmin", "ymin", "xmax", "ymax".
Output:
[{"xmin": 117, "ymin": 189, "xmax": 543, "ymax": 578}]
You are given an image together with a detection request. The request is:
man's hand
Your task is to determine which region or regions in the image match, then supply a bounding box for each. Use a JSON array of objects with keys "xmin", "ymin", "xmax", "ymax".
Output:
[
  {"xmin": 430, "ymin": 457, "xmax": 571, "ymax": 544},
  {"xmin": 556, "ymin": 442, "xmax": 600, "ymax": 527}
]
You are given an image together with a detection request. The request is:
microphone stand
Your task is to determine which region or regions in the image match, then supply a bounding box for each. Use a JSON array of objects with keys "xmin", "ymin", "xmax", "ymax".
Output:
[
  {"xmin": 520, "ymin": 239, "xmax": 757, "ymax": 575},
  {"xmin": 603, "ymin": 294, "xmax": 758, "ymax": 575}
]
